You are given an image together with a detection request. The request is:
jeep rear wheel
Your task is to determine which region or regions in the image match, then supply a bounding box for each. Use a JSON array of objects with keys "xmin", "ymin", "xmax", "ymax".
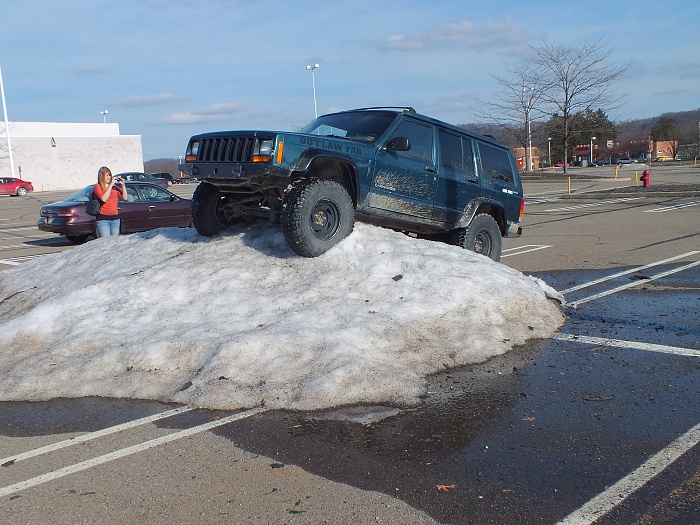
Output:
[
  {"xmin": 282, "ymin": 179, "xmax": 354, "ymax": 257},
  {"xmin": 453, "ymin": 213, "xmax": 502, "ymax": 262},
  {"xmin": 191, "ymin": 182, "xmax": 229, "ymax": 236}
]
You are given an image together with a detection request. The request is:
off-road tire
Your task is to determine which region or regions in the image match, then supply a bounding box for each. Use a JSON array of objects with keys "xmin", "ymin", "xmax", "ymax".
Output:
[
  {"xmin": 281, "ymin": 179, "xmax": 354, "ymax": 257},
  {"xmin": 191, "ymin": 182, "xmax": 228, "ymax": 237},
  {"xmin": 453, "ymin": 213, "xmax": 502, "ymax": 262}
]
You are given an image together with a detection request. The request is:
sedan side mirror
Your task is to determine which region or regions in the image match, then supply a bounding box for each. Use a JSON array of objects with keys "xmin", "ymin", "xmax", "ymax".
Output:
[{"xmin": 384, "ymin": 136, "xmax": 411, "ymax": 152}]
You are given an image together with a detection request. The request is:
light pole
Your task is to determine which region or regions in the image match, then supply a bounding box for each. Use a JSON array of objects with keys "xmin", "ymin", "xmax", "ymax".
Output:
[
  {"xmin": 590, "ymin": 136, "xmax": 596, "ymax": 165},
  {"xmin": 306, "ymin": 64, "xmax": 320, "ymax": 119},
  {"xmin": 101, "ymin": 110, "xmax": 109, "ymax": 123},
  {"xmin": 547, "ymin": 137, "xmax": 552, "ymax": 167},
  {"xmin": 523, "ymin": 87, "xmax": 533, "ymax": 172}
]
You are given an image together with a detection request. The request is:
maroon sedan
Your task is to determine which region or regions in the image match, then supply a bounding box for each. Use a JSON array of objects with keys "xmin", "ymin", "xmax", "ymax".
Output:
[
  {"xmin": 37, "ymin": 182, "xmax": 192, "ymax": 243},
  {"xmin": 0, "ymin": 177, "xmax": 34, "ymax": 196}
]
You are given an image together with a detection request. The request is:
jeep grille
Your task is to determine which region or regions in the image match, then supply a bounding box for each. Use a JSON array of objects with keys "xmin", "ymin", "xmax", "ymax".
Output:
[{"xmin": 195, "ymin": 136, "xmax": 273, "ymax": 163}]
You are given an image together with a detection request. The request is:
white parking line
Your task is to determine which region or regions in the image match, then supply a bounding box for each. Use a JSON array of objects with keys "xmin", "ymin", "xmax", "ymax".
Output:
[
  {"xmin": 0, "ymin": 406, "xmax": 267, "ymax": 498},
  {"xmin": 645, "ymin": 200, "xmax": 700, "ymax": 212},
  {"xmin": 0, "ymin": 405, "xmax": 194, "ymax": 466},
  {"xmin": 556, "ymin": 421, "xmax": 700, "ymax": 525},
  {"xmin": 0, "ymin": 255, "xmax": 43, "ymax": 266},
  {"xmin": 560, "ymin": 251, "xmax": 700, "ymax": 294},
  {"xmin": 502, "ymin": 245, "xmax": 552, "ymax": 257},
  {"xmin": 568, "ymin": 260, "xmax": 700, "ymax": 307},
  {"xmin": 554, "ymin": 334, "xmax": 700, "ymax": 524},
  {"xmin": 544, "ymin": 197, "xmax": 645, "ymax": 212},
  {"xmin": 553, "ymin": 333, "xmax": 700, "ymax": 358}
]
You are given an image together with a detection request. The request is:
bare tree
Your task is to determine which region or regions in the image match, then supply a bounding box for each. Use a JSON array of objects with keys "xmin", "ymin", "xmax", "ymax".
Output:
[
  {"xmin": 528, "ymin": 39, "xmax": 627, "ymax": 173},
  {"xmin": 476, "ymin": 63, "xmax": 548, "ymax": 171}
]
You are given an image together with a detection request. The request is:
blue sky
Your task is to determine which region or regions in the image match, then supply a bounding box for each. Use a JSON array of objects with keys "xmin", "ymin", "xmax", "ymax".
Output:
[{"xmin": 2, "ymin": 0, "xmax": 699, "ymax": 160}]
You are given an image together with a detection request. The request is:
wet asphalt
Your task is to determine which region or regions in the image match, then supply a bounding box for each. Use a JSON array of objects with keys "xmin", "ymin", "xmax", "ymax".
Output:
[{"xmin": 1, "ymin": 266, "xmax": 697, "ymax": 524}]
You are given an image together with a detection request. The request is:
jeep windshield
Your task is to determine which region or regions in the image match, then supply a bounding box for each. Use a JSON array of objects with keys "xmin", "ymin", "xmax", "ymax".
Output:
[{"xmin": 300, "ymin": 110, "xmax": 399, "ymax": 144}]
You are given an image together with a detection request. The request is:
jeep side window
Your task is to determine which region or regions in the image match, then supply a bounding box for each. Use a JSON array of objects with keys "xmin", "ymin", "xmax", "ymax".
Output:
[
  {"xmin": 478, "ymin": 142, "xmax": 514, "ymax": 184},
  {"xmin": 439, "ymin": 130, "xmax": 475, "ymax": 175},
  {"xmin": 390, "ymin": 120, "xmax": 433, "ymax": 162}
]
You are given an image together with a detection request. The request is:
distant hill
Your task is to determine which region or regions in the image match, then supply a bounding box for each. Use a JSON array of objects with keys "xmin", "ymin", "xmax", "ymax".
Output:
[
  {"xmin": 144, "ymin": 158, "xmax": 183, "ymax": 177},
  {"xmin": 459, "ymin": 108, "xmax": 700, "ymax": 149}
]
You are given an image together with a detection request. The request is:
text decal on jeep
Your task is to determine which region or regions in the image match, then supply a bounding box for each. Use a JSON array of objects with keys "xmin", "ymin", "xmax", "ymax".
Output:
[{"xmin": 181, "ymin": 107, "xmax": 523, "ymax": 260}]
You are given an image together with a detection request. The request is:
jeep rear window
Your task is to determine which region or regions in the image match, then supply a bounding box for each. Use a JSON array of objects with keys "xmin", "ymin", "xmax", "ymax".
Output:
[
  {"xmin": 301, "ymin": 111, "xmax": 398, "ymax": 144},
  {"xmin": 478, "ymin": 143, "xmax": 514, "ymax": 184}
]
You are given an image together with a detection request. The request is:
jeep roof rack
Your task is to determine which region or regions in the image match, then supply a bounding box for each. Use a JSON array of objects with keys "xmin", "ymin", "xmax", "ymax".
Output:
[{"xmin": 348, "ymin": 106, "xmax": 416, "ymax": 114}]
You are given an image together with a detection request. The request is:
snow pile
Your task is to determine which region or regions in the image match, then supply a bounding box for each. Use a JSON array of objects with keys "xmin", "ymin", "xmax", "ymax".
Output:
[{"xmin": 0, "ymin": 223, "xmax": 564, "ymax": 410}]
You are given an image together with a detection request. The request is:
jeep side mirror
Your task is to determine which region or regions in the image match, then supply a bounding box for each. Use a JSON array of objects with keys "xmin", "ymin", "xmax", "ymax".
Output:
[{"xmin": 384, "ymin": 136, "xmax": 411, "ymax": 152}]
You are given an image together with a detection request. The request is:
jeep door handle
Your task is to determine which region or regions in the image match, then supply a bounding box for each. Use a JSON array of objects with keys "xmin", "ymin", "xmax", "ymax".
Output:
[{"xmin": 424, "ymin": 166, "xmax": 437, "ymax": 173}]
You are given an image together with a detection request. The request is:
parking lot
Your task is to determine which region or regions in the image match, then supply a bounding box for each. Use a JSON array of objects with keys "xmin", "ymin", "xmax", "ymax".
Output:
[{"xmin": 1, "ymin": 164, "xmax": 699, "ymax": 524}]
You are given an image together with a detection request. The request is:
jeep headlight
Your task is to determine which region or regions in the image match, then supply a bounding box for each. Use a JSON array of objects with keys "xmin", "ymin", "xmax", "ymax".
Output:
[{"xmin": 253, "ymin": 139, "xmax": 274, "ymax": 162}]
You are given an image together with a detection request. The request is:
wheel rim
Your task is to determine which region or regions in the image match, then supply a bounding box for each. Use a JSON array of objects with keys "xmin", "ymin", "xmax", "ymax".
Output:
[
  {"xmin": 309, "ymin": 199, "xmax": 341, "ymax": 240},
  {"xmin": 474, "ymin": 230, "xmax": 493, "ymax": 255},
  {"xmin": 18, "ymin": 188, "xmax": 27, "ymax": 196}
]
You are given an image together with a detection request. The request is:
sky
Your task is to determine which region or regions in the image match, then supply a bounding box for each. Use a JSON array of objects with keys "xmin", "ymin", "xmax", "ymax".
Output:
[
  {"xmin": 0, "ymin": 223, "xmax": 564, "ymax": 411},
  {"xmin": 2, "ymin": 0, "xmax": 698, "ymax": 160}
]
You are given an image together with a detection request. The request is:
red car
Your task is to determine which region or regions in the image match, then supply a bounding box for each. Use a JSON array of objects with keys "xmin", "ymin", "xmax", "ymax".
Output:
[
  {"xmin": 0, "ymin": 177, "xmax": 34, "ymax": 196},
  {"xmin": 37, "ymin": 181, "xmax": 192, "ymax": 243}
]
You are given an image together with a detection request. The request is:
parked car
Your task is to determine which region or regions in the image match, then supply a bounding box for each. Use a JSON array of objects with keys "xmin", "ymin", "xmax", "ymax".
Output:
[
  {"xmin": 0, "ymin": 177, "xmax": 34, "ymax": 196},
  {"xmin": 614, "ymin": 157, "xmax": 636, "ymax": 164},
  {"xmin": 148, "ymin": 172, "xmax": 175, "ymax": 186},
  {"xmin": 587, "ymin": 159, "xmax": 610, "ymax": 167},
  {"xmin": 37, "ymin": 182, "xmax": 192, "ymax": 243},
  {"xmin": 117, "ymin": 172, "xmax": 169, "ymax": 188}
]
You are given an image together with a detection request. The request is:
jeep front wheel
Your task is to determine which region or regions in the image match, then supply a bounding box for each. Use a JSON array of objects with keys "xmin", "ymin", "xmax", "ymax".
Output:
[
  {"xmin": 281, "ymin": 180, "xmax": 355, "ymax": 257},
  {"xmin": 191, "ymin": 182, "xmax": 229, "ymax": 236},
  {"xmin": 453, "ymin": 213, "xmax": 502, "ymax": 262}
]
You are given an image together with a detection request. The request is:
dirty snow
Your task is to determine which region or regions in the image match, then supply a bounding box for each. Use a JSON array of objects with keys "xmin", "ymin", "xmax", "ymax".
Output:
[{"xmin": 0, "ymin": 223, "xmax": 565, "ymax": 411}]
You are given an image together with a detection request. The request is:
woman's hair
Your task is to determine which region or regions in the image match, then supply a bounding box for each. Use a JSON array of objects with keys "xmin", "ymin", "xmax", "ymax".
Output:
[{"xmin": 97, "ymin": 166, "xmax": 112, "ymax": 190}]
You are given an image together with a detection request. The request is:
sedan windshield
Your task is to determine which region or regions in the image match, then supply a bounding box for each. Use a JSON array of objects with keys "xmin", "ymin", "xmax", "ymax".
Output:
[{"xmin": 300, "ymin": 111, "xmax": 399, "ymax": 144}]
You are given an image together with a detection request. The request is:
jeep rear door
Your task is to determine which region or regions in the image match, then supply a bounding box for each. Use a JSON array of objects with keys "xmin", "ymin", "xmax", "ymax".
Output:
[
  {"xmin": 432, "ymin": 130, "xmax": 481, "ymax": 226},
  {"xmin": 368, "ymin": 119, "xmax": 436, "ymax": 220},
  {"xmin": 475, "ymin": 141, "xmax": 522, "ymax": 222}
]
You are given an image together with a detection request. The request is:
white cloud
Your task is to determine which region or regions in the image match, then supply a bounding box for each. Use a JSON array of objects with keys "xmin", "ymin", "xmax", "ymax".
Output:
[
  {"xmin": 158, "ymin": 112, "xmax": 226, "ymax": 125},
  {"xmin": 158, "ymin": 101, "xmax": 242, "ymax": 125},
  {"xmin": 115, "ymin": 93, "xmax": 183, "ymax": 108},
  {"xmin": 374, "ymin": 18, "xmax": 532, "ymax": 52}
]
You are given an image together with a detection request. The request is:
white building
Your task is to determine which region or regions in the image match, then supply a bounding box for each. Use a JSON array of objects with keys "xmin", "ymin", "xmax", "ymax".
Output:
[{"xmin": 0, "ymin": 122, "xmax": 143, "ymax": 191}]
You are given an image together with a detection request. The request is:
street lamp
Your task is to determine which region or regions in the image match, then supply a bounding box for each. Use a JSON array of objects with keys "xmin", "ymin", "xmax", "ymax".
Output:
[
  {"xmin": 306, "ymin": 64, "xmax": 320, "ymax": 119},
  {"xmin": 101, "ymin": 110, "xmax": 109, "ymax": 123},
  {"xmin": 590, "ymin": 136, "xmax": 597, "ymax": 165},
  {"xmin": 523, "ymin": 87, "xmax": 533, "ymax": 172},
  {"xmin": 547, "ymin": 137, "xmax": 552, "ymax": 167}
]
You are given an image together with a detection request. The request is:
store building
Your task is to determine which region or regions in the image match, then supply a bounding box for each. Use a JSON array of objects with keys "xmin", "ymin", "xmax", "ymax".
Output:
[{"xmin": 0, "ymin": 122, "xmax": 143, "ymax": 191}]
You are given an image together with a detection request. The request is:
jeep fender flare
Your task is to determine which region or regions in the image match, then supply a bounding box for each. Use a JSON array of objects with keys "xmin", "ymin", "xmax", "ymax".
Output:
[
  {"xmin": 290, "ymin": 149, "xmax": 359, "ymax": 206},
  {"xmin": 456, "ymin": 197, "xmax": 507, "ymax": 235}
]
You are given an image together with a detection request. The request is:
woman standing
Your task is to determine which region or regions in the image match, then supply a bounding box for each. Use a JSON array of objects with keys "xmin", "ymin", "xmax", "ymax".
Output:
[{"xmin": 93, "ymin": 166, "xmax": 126, "ymax": 237}]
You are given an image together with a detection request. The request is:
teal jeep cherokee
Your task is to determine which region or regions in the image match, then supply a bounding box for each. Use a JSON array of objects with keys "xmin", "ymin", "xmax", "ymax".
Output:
[{"xmin": 181, "ymin": 107, "xmax": 523, "ymax": 260}]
